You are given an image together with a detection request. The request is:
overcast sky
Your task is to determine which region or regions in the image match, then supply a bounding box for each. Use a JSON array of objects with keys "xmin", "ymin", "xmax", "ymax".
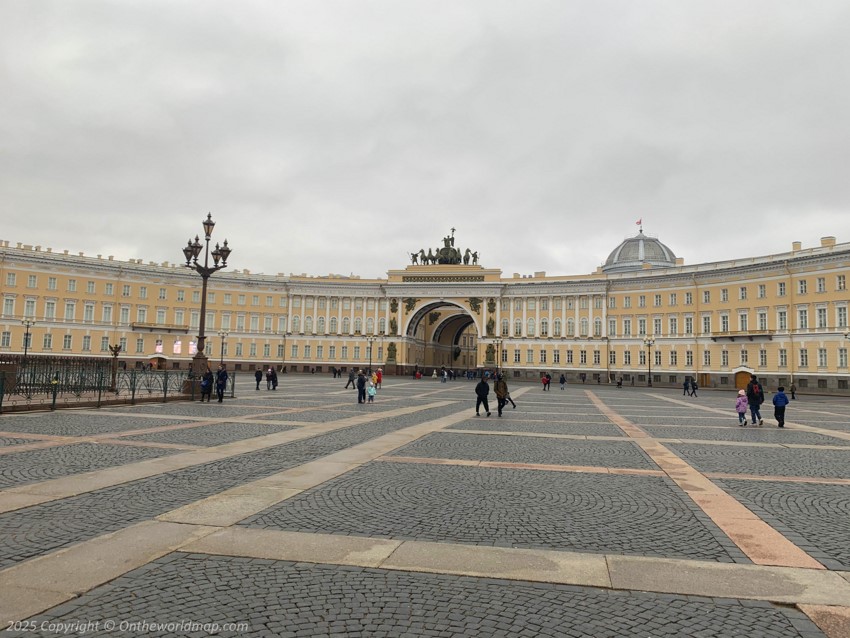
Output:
[{"xmin": 2, "ymin": 1, "xmax": 849, "ymax": 279}]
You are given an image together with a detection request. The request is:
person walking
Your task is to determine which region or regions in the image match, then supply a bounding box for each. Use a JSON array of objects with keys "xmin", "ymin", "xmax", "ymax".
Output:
[
  {"xmin": 215, "ymin": 364, "xmax": 228, "ymax": 403},
  {"xmin": 683, "ymin": 379, "xmax": 690, "ymax": 396},
  {"xmin": 345, "ymin": 369, "xmax": 356, "ymax": 389},
  {"xmin": 746, "ymin": 374, "xmax": 765, "ymax": 425},
  {"xmin": 559, "ymin": 373, "xmax": 566, "ymax": 390},
  {"xmin": 790, "ymin": 383, "xmax": 797, "ymax": 400},
  {"xmin": 376, "ymin": 368, "xmax": 382, "ymax": 389},
  {"xmin": 266, "ymin": 367, "xmax": 274, "ymax": 390},
  {"xmin": 270, "ymin": 367, "xmax": 278, "ymax": 390},
  {"xmin": 475, "ymin": 377, "xmax": 491, "ymax": 417},
  {"xmin": 494, "ymin": 373, "xmax": 509, "ymax": 417},
  {"xmin": 254, "ymin": 368, "xmax": 263, "ymax": 391},
  {"xmin": 356, "ymin": 370, "xmax": 367, "ymax": 404},
  {"xmin": 689, "ymin": 380, "xmax": 698, "ymax": 397},
  {"xmin": 735, "ymin": 389, "xmax": 749, "ymax": 426},
  {"xmin": 200, "ymin": 367, "xmax": 214, "ymax": 402},
  {"xmin": 772, "ymin": 386, "xmax": 790, "ymax": 428}
]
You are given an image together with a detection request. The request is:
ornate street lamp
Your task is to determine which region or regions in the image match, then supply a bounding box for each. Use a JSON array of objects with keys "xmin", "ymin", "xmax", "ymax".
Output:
[
  {"xmin": 366, "ymin": 335, "xmax": 376, "ymax": 374},
  {"xmin": 218, "ymin": 331, "xmax": 229, "ymax": 365},
  {"xmin": 21, "ymin": 319, "xmax": 35, "ymax": 364},
  {"xmin": 109, "ymin": 344, "xmax": 122, "ymax": 392},
  {"xmin": 643, "ymin": 335, "xmax": 655, "ymax": 387},
  {"xmin": 280, "ymin": 332, "xmax": 290, "ymax": 373},
  {"xmin": 181, "ymin": 213, "xmax": 232, "ymax": 375}
]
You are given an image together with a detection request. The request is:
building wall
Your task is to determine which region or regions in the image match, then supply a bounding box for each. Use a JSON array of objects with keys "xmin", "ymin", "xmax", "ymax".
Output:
[{"xmin": 1, "ymin": 238, "xmax": 848, "ymax": 392}]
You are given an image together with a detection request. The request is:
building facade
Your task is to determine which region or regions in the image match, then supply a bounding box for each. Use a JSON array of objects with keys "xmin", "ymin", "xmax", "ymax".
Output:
[{"xmin": 1, "ymin": 232, "xmax": 849, "ymax": 393}]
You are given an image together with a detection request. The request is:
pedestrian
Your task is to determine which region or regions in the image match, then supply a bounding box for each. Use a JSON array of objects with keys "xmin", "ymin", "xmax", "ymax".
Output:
[
  {"xmin": 772, "ymin": 386, "xmax": 789, "ymax": 428},
  {"xmin": 367, "ymin": 381, "xmax": 377, "ymax": 403},
  {"xmin": 545, "ymin": 373, "xmax": 552, "ymax": 390},
  {"xmin": 356, "ymin": 370, "xmax": 367, "ymax": 404},
  {"xmin": 735, "ymin": 389, "xmax": 749, "ymax": 426},
  {"xmin": 432, "ymin": 369, "xmax": 438, "ymax": 379},
  {"xmin": 746, "ymin": 374, "xmax": 765, "ymax": 425},
  {"xmin": 689, "ymin": 380, "xmax": 698, "ymax": 397},
  {"xmin": 270, "ymin": 367, "xmax": 278, "ymax": 390},
  {"xmin": 790, "ymin": 383, "xmax": 797, "ymax": 400},
  {"xmin": 475, "ymin": 376, "xmax": 491, "ymax": 417},
  {"xmin": 345, "ymin": 369, "xmax": 356, "ymax": 389},
  {"xmin": 200, "ymin": 367, "xmax": 214, "ymax": 402},
  {"xmin": 254, "ymin": 368, "xmax": 262, "ymax": 391},
  {"xmin": 559, "ymin": 373, "xmax": 566, "ymax": 390},
  {"xmin": 616, "ymin": 377, "xmax": 623, "ymax": 388},
  {"xmin": 376, "ymin": 368, "xmax": 382, "ymax": 389},
  {"xmin": 372, "ymin": 370, "xmax": 378, "ymax": 386},
  {"xmin": 494, "ymin": 373, "xmax": 509, "ymax": 417},
  {"xmin": 215, "ymin": 364, "xmax": 228, "ymax": 403},
  {"xmin": 683, "ymin": 379, "xmax": 690, "ymax": 396},
  {"xmin": 266, "ymin": 367, "xmax": 274, "ymax": 390}
]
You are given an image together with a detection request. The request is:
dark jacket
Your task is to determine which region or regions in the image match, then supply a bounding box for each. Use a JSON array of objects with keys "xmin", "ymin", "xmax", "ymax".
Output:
[
  {"xmin": 475, "ymin": 380, "xmax": 490, "ymax": 398},
  {"xmin": 772, "ymin": 391, "xmax": 789, "ymax": 408},
  {"xmin": 356, "ymin": 373, "xmax": 366, "ymax": 389},
  {"xmin": 215, "ymin": 368, "xmax": 228, "ymax": 389},
  {"xmin": 255, "ymin": 370, "xmax": 263, "ymax": 381},
  {"xmin": 746, "ymin": 379, "xmax": 764, "ymax": 404}
]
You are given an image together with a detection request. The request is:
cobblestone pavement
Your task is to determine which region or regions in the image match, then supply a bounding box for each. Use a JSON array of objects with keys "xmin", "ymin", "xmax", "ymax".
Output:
[{"xmin": 0, "ymin": 379, "xmax": 848, "ymax": 637}]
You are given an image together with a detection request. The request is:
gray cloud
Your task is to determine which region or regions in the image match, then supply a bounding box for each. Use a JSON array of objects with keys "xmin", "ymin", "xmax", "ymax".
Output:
[{"xmin": 2, "ymin": 1, "xmax": 849, "ymax": 279}]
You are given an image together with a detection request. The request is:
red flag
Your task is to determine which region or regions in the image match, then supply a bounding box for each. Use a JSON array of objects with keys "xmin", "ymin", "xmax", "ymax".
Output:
[{"xmin": 636, "ymin": 218, "xmax": 642, "ymax": 225}]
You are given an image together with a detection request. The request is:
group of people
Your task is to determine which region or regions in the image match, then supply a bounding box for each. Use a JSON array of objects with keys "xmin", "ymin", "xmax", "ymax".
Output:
[
  {"xmin": 735, "ymin": 374, "xmax": 789, "ymax": 427},
  {"xmin": 199, "ymin": 364, "xmax": 228, "ymax": 403},
  {"xmin": 474, "ymin": 373, "xmax": 516, "ymax": 417},
  {"xmin": 346, "ymin": 368, "xmax": 382, "ymax": 404},
  {"xmin": 254, "ymin": 367, "xmax": 278, "ymax": 390},
  {"xmin": 683, "ymin": 378, "xmax": 698, "ymax": 397}
]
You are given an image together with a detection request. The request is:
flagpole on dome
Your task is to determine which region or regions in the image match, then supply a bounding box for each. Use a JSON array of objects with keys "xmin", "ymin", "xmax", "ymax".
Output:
[{"xmin": 636, "ymin": 218, "xmax": 643, "ymax": 233}]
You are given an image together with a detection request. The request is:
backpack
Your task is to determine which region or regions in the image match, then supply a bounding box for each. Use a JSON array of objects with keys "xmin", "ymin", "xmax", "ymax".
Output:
[{"xmin": 751, "ymin": 383, "xmax": 760, "ymax": 396}]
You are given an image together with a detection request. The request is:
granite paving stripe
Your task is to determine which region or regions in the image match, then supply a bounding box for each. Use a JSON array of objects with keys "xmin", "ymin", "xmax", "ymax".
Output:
[
  {"xmin": 0, "ymin": 401, "xmax": 452, "ymax": 514},
  {"xmin": 242, "ymin": 463, "xmax": 745, "ymax": 562},
  {"xmin": 0, "ymin": 437, "xmax": 36, "ymax": 448},
  {"xmin": 447, "ymin": 419, "xmax": 626, "ymax": 436},
  {"xmin": 13, "ymin": 553, "xmax": 827, "ymax": 638},
  {"xmin": 798, "ymin": 605, "xmax": 850, "ymax": 638},
  {"xmin": 705, "ymin": 473, "xmax": 850, "ymax": 485},
  {"xmin": 642, "ymin": 425, "xmax": 850, "ymax": 447},
  {"xmin": 0, "ymin": 402, "xmax": 463, "ymax": 568},
  {"xmin": 587, "ymin": 390, "xmax": 825, "ymax": 570},
  {"xmin": 119, "ymin": 422, "xmax": 299, "ymax": 447},
  {"xmin": 446, "ymin": 429, "xmax": 627, "ymax": 442},
  {"xmin": 377, "ymin": 455, "xmax": 666, "ymax": 476}
]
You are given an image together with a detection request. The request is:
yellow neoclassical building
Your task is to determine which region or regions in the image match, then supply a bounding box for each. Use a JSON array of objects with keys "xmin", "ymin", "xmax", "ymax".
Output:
[{"xmin": 1, "ymin": 230, "xmax": 849, "ymax": 393}]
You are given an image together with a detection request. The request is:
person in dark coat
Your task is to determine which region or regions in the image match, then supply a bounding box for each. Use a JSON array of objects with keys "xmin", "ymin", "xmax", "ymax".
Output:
[
  {"xmin": 475, "ymin": 377, "xmax": 491, "ymax": 417},
  {"xmin": 745, "ymin": 374, "xmax": 765, "ymax": 425},
  {"xmin": 494, "ymin": 373, "xmax": 509, "ymax": 417},
  {"xmin": 270, "ymin": 367, "xmax": 278, "ymax": 390},
  {"xmin": 254, "ymin": 368, "xmax": 263, "ymax": 390},
  {"xmin": 683, "ymin": 379, "xmax": 690, "ymax": 395},
  {"xmin": 215, "ymin": 364, "xmax": 228, "ymax": 403},
  {"xmin": 356, "ymin": 370, "xmax": 367, "ymax": 404},
  {"xmin": 200, "ymin": 367, "xmax": 214, "ymax": 402},
  {"xmin": 772, "ymin": 386, "xmax": 789, "ymax": 428},
  {"xmin": 345, "ymin": 369, "xmax": 356, "ymax": 389},
  {"xmin": 689, "ymin": 380, "xmax": 698, "ymax": 397}
]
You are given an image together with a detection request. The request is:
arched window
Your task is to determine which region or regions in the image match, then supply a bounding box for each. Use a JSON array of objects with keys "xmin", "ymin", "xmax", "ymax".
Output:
[
  {"xmin": 317, "ymin": 317, "xmax": 325, "ymax": 333},
  {"xmin": 594, "ymin": 318, "xmax": 602, "ymax": 337},
  {"xmin": 501, "ymin": 319, "xmax": 509, "ymax": 336},
  {"xmin": 292, "ymin": 316, "xmax": 300, "ymax": 333},
  {"xmin": 366, "ymin": 318, "xmax": 374, "ymax": 334},
  {"xmin": 354, "ymin": 318, "xmax": 362, "ymax": 334},
  {"xmin": 378, "ymin": 318, "xmax": 386, "ymax": 334},
  {"xmin": 342, "ymin": 317, "xmax": 350, "ymax": 334},
  {"xmin": 305, "ymin": 317, "xmax": 313, "ymax": 333},
  {"xmin": 553, "ymin": 319, "xmax": 562, "ymax": 337},
  {"xmin": 329, "ymin": 317, "xmax": 338, "ymax": 333},
  {"xmin": 527, "ymin": 318, "xmax": 535, "ymax": 337},
  {"xmin": 580, "ymin": 318, "xmax": 589, "ymax": 336},
  {"xmin": 567, "ymin": 318, "xmax": 575, "ymax": 336},
  {"xmin": 514, "ymin": 319, "xmax": 522, "ymax": 337},
  {"xmin": 540, "ymin": 318, "xmax": 549, "ymax": 337}
]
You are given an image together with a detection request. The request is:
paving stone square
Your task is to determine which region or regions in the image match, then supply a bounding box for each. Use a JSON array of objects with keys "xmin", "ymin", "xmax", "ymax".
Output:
[
  {"xmin": 447, "ymin": 419, "xmax": 627, "ymax": 437},
  {"xmin": 0, "ymin": 412, "xmax": 187, "ymax": 436},
  {"xmin": 11, "ymin": 555, "xmax": 821, "ymax": 638},
  {"xmin": 641, "ymin": 425, "xmax": 849, "ymax": 447},
  {"xmin": 243, "ymin": 462, "xmax": 744, "ymax": 561},
  {"xmin": 388, "ymin": 432, "xmax": 657, "ymax": 468},
  {"xmin": 120, "ymin": 422, "xmax": 299, "ymax": 446}
]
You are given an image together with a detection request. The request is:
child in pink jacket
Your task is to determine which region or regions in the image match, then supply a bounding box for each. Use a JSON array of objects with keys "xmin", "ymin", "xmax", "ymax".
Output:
[{"xmin": 735, "ymin": 389, "xmax": 749, "ymax": 426}]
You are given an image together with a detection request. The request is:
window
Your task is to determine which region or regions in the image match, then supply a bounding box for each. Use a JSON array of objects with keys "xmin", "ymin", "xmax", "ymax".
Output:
[
  {"xmin": 779, "ymin": 349, "xmax": 787, "ymax": 366},
  {"xmin": 539, "ymin": 350, "xmax": 547, "ymax": 363},
  {"xmin": 580, "ymin": 318, "xmax": 588, "ymax": 337},
  {"xmin": 45, "ymin": 301, "xmax": 56, "ymax": 319},
  {"xmin": 527, "ymin": 299, "xmax": 536, "ymax": 311},
  {"xmin": 778, "ymin": 310, "xmax": 787, "ymax": 331},
  {"xmin": 623, "ymin": 296, "xmax": 631, "ymax": 309},
  {"xmin": 653, "ymin": 318, "xmax": 662, "ymax": 335},
  {"xmin": 176, "ymin": 289, "xmax": 184, "ymax": 302},
  {"xmin": 354, "ymin": 346, "xmax": 361, "ymax": 360},
  {"xmin": 738, "ymin": 313, "xmax": 748, "ymax": 332},
  {"xmin": 593, "ymin": 318, "xmax": 602, "ymax": 337},
  {"xmin": 514, "ymin": 319, "xmax": 522, "ymax": 337},
  {"xmin": 702, "ymin": 316, "xmax": 711, "ymax": 333},
  {"xmin": 838, "ymin": 275, "xmax": 846, "ymax": 291},
  {"xmin": 593, "ymin": 350, "xmax": 601, "ymax": 365},
  {"xmin": 48, "ymin": 276, "xmax": 57, "ymax": 291},
  {"xmin": 342, "ymin": 317, "xmax": 350, "ymax": 333},
  {"xmin": 305, "ymin": 317, "xmax": 314, "ymax": 333},
  {"xmin": 703, "ymin": 291, "xmax": 710, "ymax": 303},
  {"xmin": 798, "ymin": 308, "xmax": 808, "ymax": 329},
  {"xmin": 291, "ymin": 344, "xmax": 299, "ymax": 358},
  {"xmin": 639, "ymin": 351, "xmax": 646, "ymax": 366},
  {"xmin": 82, "ymin": 336, "xmax": 91, "ymax": 351},
  {"xmin": 317, "ymin": 317, "xmax": 326, "ymax": 333},
  {"xmin": 758, "ymin": 312, "xmax": 767, "ymax": 331},
  {"xmin": 686, "ymin": 350, "xmax": 693, "ymax": 367},
  {"xmin": 703, "ymin": 350, "xmax": 711, "ymax": 366},
  {"xmin": 739, "ymin": 287, "xmax": 747, "ymax": 300},
  {"xmin": 64, "ymin": 334, "xmax": 74, "ymax": 350},
  {"xmin": 137, "ymin": 307, "xmax": 147, "ymax": 323},
  {"xmin": 799, "ymin": 348, "xmax": 808, "ymax": 367},
  {"xmin": 540, "ymin": 319, "xmax": 549, "ymax": 337},
  {"xmin": 608, "ymin": 318, "xmax": 616, "ymax": 337},
  {"xmin": 553, "ymin": 350, "xmax": 560, "ymax": 364},
  {"xmin": 566, "ymin": 350, "xmax": 573, "ymax": 364},
  {"xmin": 608, "ymin": 297, "xmax": 615, "ymax": 309},
  {"xmin": 24, "ymin": 299, "xmax": 36, "ymax": 317},
  {"xmin": 721, "ymin": 288, "xmax": 728, "ymax": 302},
  {"xmin": 580, "ymin": 350, "xmax": 587, "ymax": 364},
  {"xmin": 101, "ymin": 337, "xmax": 109, "ymax": 352},
  {"xmin": 303, "ymin": 345, "xmax": 311, "ymax": 358},
  {"xmin": 798, "ymin": 280, "xmax": 807, "ymax": 295},
  {"xmin": 684, "ymin": 317, "xmax": 693, "ymax": 335},
  {"xmin": 721, "ymin": 350, "xmax": 728, "ymax": 367},
  {"xmin": 330, "ymin": 317, "xmax": 338, "ymax": 333},
  {"xmin": 84, "ymin": 304, "xmax": 94, "ymax": 322},
  {"xmin": 501, "ymin": 319, "xmax": 509, "ymax": 336},
  {"xmin": 526, "ymin": 349, "xmax": 534, "ymax": 363},
  {"xmin": 64, "ymin": 302, "xmax": 75, "ymax": 321},
  {"xmin": 818, "ymin": 348, "xmax": 827, "ymax": 367},
  {"xmin": 3, "ymin": 297, "xmax": 14, "ymax": 317},
  {"xmin": 85, "ymin": 281, "xmax": 95, "ymax": 294},
  {"xmin": 329, "ymin": 346, "xmax": 336, "ymax": 359},
  {"xmin": 669, "ymin": 293, "xmax": 677, "ymax": 306},
  {"xmin": 567, "ymin": 318, "xmax": 575, "ymax": 336},
  {"xmin": 353, "ymin": 318, "xmax": 362, "ymax": 334},
  {"xmin": 759, "ymin": 349, "xmax": 767, "ymax": 367},
  {"xmin": 670, "ymin": 350, "xmax": 677, "ymax": 366},
  {"xmin": 253, "ymin": 295, "xmax": 260, "ymax": 306},
  {"xmin": 758, "ymin": 284, "xmax": 766, "ymax": 299},
  {"xmin": 839, "ymin": 348, "xmax": 847, "ymax": 368},
  {"xmin": 123, "ymin": 285, "xmax": 131, "ymax": 297},
  {"xmin": 514, "ymin": 349, "xmax": 521, "ymax": 363},
  {"xmin": 638, "ymin": 295, "xmax": 646, "ymax": 308},
  {"xmin": 156, "ymin": 309, "xmax": 166, "ymax": 324},
  {"xmin": 67, "ymin": 279, "xmax": 76, "ymax": 292},
  {"xmin": 27, "ymin": 275, "xmax": 37, "ymax": 288},
  {"xmin": 341, "ymin": 346, "xmax": 347, "ymax": 359},
  {"xmin": 527, "ymin": 318, "xmax": 535, "ymax": 337},
  {"xmin": 654, "ymin": 294, "xmax": 662, "ymax": 307},
  {"xmin": 838, "ymin": 307, "xmax": 848, "ymax": 328},
  {"xmin": 778, "ymin": 282, "xmax": 786, "ymax": 296},
  {"xmin": 553, "ymin": 319, "xmax": 562, "ymax": 337},
  {"xmin": 624, "ymin": 350, "xmax": 631, "ymax": 365},
  {"xmin": 292, "ymin": 316, "xmax": 301, "ymax": 332},
  {"xmin": 817, "ymin": 277, "xmax": 826, "ymax": 293},
  {"xmin": 638, "ymin": 318, "xmax": 646, "ymax": 336},
  {"xmin": 654, "ymin": 351, "xmax": 661, "ymax": 366},
  {"xmin": 105, "ymin": 283, "xmax": 114, "ymax": 296},
  {"xmin": 135, "ymin": 337, "xmax": 144, "ymax": 353},
  {"xmin": 42, "ymin": 333, "xmax": 52, "ymax": 349},
  {"xmin": 685, "ymin": 292, "xmax": 692, "ymax": 305},
  {"xmin": 669, "ymin": 317, "xmax": 678, "ymax": 336},
  {"xmin": 623, "ymin": 319, "xmax": 631, "ymax": 336},
  {"xmin": 816, "ymin": 307, "xmax": 827, "ymax": 328},
  {"xmin": 740, "ymin": 349, "xmax": 748, "ymax": 365},
  {"xmin": 721, "ymin": 315, "xmax": 729, "ymax": 332}
]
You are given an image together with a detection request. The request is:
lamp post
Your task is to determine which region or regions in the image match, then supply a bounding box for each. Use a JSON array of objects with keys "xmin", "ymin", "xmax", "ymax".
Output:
[
  {"xmin": 280, "ymin": 332, "xmax": 290, "ymax": 373},
  {"xmin": 643, "ymin": 335, "xmax": 655, "ymax": 387},
  {"xmin": 493, "ymin": 337, "xmax": 503, "ymax": 373},
  {"xmin": 366, "ymin": 335, "xmax": 376, "ymax": 374},
  {"xmin": 218, "ymin": 331, "xmax": 229, "ymax": 365},
  {"xmin": 21, "ymin": 319, "xmax": 35, "ymax": 364},
  {"xmin": 181, "ymin": 213, "xmax": 232, "ymax": 376}
]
